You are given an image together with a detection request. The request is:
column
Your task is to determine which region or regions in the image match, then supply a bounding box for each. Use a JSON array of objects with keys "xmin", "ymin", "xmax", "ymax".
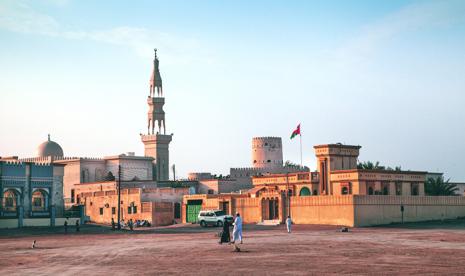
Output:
[
  {"xmin": 374, "ymin": 181, "xmax": 382, "ymax": 194},
  {"xmin": 389, "ymin": 182, "xmax": 396, "ymax": 196},
  {"xmin": 358, "ymin": 181, "xmax": 367, "ymax": 195},
  {"xmin": 418, "ymin": 182, "xmax": 425, "ymax": 196},
  {"xmin": 402, "ymin": 182, "xmax": 411, "ymax": 196}
]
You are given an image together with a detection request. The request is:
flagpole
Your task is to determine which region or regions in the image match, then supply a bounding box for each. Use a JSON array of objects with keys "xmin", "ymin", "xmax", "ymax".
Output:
[{"xmin": 299, "ymin": 130, "xmax": 303, "ymax": 168}]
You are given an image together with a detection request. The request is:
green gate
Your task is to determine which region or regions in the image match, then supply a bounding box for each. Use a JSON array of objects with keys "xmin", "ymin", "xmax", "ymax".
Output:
[{"xmin": 186, "ymin": 200, "xmax": 202, "ymax": 223}]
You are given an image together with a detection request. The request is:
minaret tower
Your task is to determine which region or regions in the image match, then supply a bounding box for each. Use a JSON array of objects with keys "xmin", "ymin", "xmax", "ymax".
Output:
[{"xmin": 141, "ymin": 49, "xmax": 173, "ymax": 181}]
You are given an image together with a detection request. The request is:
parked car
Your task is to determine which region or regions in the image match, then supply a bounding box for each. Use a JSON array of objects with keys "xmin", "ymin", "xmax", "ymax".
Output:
[{"xmin": 198, "ymin": 210, "xmax": 233, "ymax": 227}]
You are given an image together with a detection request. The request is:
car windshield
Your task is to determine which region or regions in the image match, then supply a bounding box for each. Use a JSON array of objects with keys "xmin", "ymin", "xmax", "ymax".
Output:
[{"xmin": 214, "ymin": 211, "xmax": 225, "ymax": 216}]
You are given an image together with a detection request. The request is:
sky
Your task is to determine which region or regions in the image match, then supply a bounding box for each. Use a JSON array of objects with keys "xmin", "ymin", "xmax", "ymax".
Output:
[{"xmin": 1, "ymin": 0, "xmax": 464, "ymax": 180}]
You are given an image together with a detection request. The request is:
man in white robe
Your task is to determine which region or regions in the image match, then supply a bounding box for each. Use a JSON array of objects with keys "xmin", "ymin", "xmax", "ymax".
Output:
[
  {"xmin": 232, "ymin": 213, "xmax": 243, "ymax": 245},
  {"xmin": 286, "ymin": 216, "xmax": 292, "ymax": 233}
]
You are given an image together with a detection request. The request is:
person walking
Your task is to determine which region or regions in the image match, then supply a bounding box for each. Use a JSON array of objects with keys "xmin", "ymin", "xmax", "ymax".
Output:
[
  {"xmin": 219, "ymin": 218, "xmax": 231, "ymax": 244},
  {"xmin": 111, "ymin": 218, "xmax": 115, "ymax": 231},
  {"xmin": 129, "ymin": 219, "xmax": 134, "ymax": 231},
  {"xmin": 286, "ymin": 216, "xmax": 292, "ymax": 233},
  {"xmin": 64, "ymin": 220, "xmax": 68, "ymax": 234},
  {"xmin": 232, "ymin": 213, "xmax": 243, "ymax": 251},
  {"xmin": 75, "ymin": 220, "xmax": 80, "ymax": 232}
]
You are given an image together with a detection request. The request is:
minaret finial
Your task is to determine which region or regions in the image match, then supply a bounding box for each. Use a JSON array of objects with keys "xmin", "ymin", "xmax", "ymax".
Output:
[
  {"xmin": 48, "ymin": 134, "xmax": 50, "ymax": 141},
  {"xmin": 154, "ymin": 48, "xmax": 157, "ymax": 58}
]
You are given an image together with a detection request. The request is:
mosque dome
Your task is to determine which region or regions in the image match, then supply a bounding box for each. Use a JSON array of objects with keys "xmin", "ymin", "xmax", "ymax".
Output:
[{"xmin": 37, "ymin": 134, "xmax": 64, "ymax": 157}]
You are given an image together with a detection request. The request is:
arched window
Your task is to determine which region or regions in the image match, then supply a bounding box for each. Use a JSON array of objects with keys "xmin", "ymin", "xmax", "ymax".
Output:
[
  {"xmin": 341, "ymin": 186, "xmax": 349, "ymax": 195},
  {"xmin": 32, "ymin": 190, "xmax": 48, "ymax": 212},
  {"xmin": 411, "ymin": 183, "xmax": 419, "ymax": 196},
  {"xmin": 299, "ymin": 187, "xmax": 311, "ymax": 196},
  {"xmin": 3, "ymin": 189, "xmax": 19, "ymax": 212}
]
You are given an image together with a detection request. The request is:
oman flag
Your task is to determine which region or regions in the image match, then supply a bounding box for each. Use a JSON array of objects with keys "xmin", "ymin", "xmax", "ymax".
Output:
[{"xmin": 290, "ymin": 124, "xmax": 301, "ymax": 139}]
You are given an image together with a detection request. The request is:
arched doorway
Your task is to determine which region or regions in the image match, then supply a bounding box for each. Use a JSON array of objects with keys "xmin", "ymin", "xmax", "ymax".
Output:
[
  {"xmin": 341, "ymin": 186, "xmax": 349, "ymax": 195},
  {"xmin": 32, "ymin": 189, "xmax": 48, "ymax": 212},
  {"xmin": 3, "ymin": 189, "xmax": 20, "ymax": 212},
  {"xmin": 262, "ymin": 198, "xmax": 279, "ymax": 220},
  {"xmin": 299, "ymin": 187, "xmax": 311, "ymax": 196}
]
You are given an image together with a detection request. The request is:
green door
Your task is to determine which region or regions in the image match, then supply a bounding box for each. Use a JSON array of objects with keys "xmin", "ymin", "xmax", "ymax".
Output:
[{"xmin": 186, "ymin": 200, "xmax": 202, "ymax": 223}]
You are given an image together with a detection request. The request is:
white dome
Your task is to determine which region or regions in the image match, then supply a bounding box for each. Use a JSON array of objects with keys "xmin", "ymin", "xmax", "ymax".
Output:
[{"xmin": 37, "ymin": 135, "xmax": 64, "ymax": 157}]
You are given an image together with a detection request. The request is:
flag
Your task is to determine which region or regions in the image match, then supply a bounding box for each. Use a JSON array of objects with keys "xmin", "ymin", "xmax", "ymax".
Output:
[{"xmin": 290, "ymin": 124, "xmax": 301, "ymax": 139}]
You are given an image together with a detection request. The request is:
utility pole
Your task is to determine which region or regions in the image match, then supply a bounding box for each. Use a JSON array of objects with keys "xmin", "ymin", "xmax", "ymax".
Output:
[
  {"xmin": 172, "ymin": 164, "xmax": 176, "ymax": 181},
  {"xmin": 117, "ymin": 165, "xmax": 121, "ymax": 230},
  {"xmin": 286, "ymin": 172, "xmax": 290, "ymax": 218}
]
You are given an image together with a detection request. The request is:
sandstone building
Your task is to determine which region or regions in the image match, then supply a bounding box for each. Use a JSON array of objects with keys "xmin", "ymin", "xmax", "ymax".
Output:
[{"xmin": 183, "ymin": 143, "xmax": 465, "ymax": 226}]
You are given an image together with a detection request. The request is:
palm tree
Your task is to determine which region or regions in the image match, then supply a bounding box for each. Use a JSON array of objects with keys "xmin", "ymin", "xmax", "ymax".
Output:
[
  {"xmin": 357, "ymin": 161, "xmax": 385, "ymax": 170},
  {"xmin": 425, "ymin": 177, "xmax": 458, "ymax": 196},
  {"xmin": 284, "ymin": 160, "xmax": 299, "ymax": 167}
]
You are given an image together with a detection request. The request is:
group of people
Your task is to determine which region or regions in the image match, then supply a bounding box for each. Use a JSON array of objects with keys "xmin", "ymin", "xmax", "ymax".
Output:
[
  {"xmin": 64, "ymin": 219, "xmax": 80, "ymax": 234},
  {"xmin": 218, "ymin": 214, "xmax": 293, "ymax": 251},
  {"xmin": 111, "ymin": 218, "xmax": 151, "ymax": 231},
  {"xmin": 219, "ymin": 213, "xmax": 243, "ymax": 251}
]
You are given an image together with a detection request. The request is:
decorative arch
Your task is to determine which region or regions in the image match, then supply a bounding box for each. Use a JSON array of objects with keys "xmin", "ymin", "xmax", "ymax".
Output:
[
  {"xmin": 32, "ymin": 189, "xmax": 48, "ymax": 212},
  {"xmin": 3, "ymin": 189, "xmax": 20, "ymax": 212},
  {"xmin": 299, "ymin": 187, "xmax": 311, "ymax": 196}
]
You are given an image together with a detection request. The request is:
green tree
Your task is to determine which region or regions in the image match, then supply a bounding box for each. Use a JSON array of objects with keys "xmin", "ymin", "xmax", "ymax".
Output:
[
  {"xmin": 357, "ymin": 161, "xmax": 385, "ymax": 170},
  {"xmin": 425, "ymin": 177, "xmax": 458, "ymax": 196},
  {"xmin": 104, "ymin": 171, "xmax": 115, "ymax": 181}
]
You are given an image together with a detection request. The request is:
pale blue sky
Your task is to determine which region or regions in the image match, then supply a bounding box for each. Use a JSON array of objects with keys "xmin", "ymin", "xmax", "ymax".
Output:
[{"xmin": 1, "ymin": 0, "xmax": 464, "ymax": 180}]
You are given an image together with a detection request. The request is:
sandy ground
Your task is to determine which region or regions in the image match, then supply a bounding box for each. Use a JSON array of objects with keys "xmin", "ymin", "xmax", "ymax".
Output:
[{"xmin": 1, "ymin": 221, "xmax": 465, "ymax": 275}]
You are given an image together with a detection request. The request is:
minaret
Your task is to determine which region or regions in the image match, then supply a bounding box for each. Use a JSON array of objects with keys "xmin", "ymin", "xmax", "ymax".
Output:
[{"xmin": 141, "ymin": 49, "xmax": 173, "ymax": 181}]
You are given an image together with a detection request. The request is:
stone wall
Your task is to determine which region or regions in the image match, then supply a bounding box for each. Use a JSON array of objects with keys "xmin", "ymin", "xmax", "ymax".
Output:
[
  {"xmin": 152, "ymin": 202, "xmax": 174, "ymax": 226},
  {"xmin": 290, "ymin": 196, "xmax": 355, "ymax": 226},
  {"xmin": 233, "ymin": 197, "xmax": 261, "ymax": 223},
  {"xmin": 353, "ymin": 195, "xmax": 465, "ymax": 226}
]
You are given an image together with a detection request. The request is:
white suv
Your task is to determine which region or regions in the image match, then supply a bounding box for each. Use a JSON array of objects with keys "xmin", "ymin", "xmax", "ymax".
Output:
[{"xmin": 198, "ymin": 210, "xmax": 233, "ymax": 227}]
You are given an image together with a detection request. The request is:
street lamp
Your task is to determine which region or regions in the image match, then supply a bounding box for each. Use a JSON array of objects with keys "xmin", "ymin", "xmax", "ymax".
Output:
[{"xmin": 117, "ymin": 165, "xmax": 121, "ymax": 230}]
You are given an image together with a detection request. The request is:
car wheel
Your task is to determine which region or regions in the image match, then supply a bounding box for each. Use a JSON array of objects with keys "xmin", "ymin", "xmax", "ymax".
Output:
[
  {"xmin": 200, "ymin": 221, "xmax": 206, "ymax": 227},
  {"xmin": 217, "ymin": 221, "xmax": 223, "ymax": 227}
]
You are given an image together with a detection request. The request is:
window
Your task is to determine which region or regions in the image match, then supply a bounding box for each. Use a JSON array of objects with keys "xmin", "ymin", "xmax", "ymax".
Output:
[
  {"xmin": 133, "ymin": 206, "xmax": 137, "ymax": 214},
  {"xmin": 299, "ymin": 187, "xmax": 311, "ymax": 196},
  {"xmin": 3, "ymin": 190, "xmax": 18, "ymax": 211},
  {"xmin": 99, "ymin": 208, "xmax": 104, "ymax": 215},
  {"xmin": 395, "ymin": 182, "xmax": 402, "ymax": 195},
  {"xmin": 5, "ymin": 197, "xmax": 14, "ymax": 207},
  {"xmin": 174, "ymin": 203, "xmax": 181, "ymax": 219},
  {"xmin": 207, "ymin": 189, "xmax": 214, "ymax": 194},
  {"xmin": 112, "ymin": 207, "xmax": 116, "ymax": 215},
  {"xmin": 412, "ymin": 183, "xmax": 419, "ymax": 196},
  {"xmin": 33, "ymin": 197, "xmax": 42, "ymax": 207},
  {"xmin": 128, "ymin": 207, "xmax": 132, "ymax": 214},
  {"xmin": 206, "ymin": 212, "xmax": 214, "ymax": 217},
  {"xmin": 71, "ymin": 189, "xmax": 75, "ymax": 203},
  {"xmin": 341, "ymin": 187, "xmax": 349, "ymax": 195},
  {"xmin": 267, "ymin": 160, "xmax": 271, "ymax": 163},
  {"xmin": 368, "ymin": 187, "xmax": 374, "ymax": 195},
  {"xmin": 32, "ymin": 190, "xmax": 47, "ymax": 211},
  {"xmin": 214, "ymin": 210, "xmax": 225, "ymax": 216}
]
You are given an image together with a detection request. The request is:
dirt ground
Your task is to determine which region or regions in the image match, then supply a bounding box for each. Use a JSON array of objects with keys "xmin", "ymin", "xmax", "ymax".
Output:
[{"xmin": 1, "ymin": 220, "xmax": 465, "ymax": 275}]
